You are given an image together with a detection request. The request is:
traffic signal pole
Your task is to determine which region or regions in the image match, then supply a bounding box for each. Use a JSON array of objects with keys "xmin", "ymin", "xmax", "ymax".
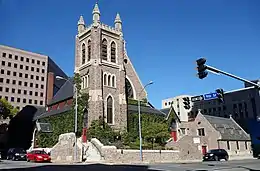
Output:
[{"xmin": 206, "ymin": 65, "xmax": 260, "ymax": 89}]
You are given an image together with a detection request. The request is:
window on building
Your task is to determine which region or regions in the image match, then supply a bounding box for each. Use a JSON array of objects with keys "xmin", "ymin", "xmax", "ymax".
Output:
[
  {"xmin": 6, "ymin": 79, "xmax": 10, "ymax": 84},
  {"xmin": 111, "ymin": 41, "xmax": 116, "ymax": 63},
  {"xmin": 18, "ymin": 81, "xmax": 22, "ymax": 85},
  {"xmin": 101, "ymin": 39, "xmax": 107, "ymax": 61},
  {"xmin": 0, "ymin": 78, "xmax": 3, "ymax": 83},
  {"xmin": 30, "ymin": 75, "xmax": 34, "ymax": 79},
  {"xmin": 11, "ymin": 97, "xmax": 14, "ymax": 102},
  {"xmin": 35, "ymin": 92, "xmax": 38, "ymax": 96},
  {"xmin": 36, "ymin": 76, "xmax": 39, "ymax": 80},
  {"xmin": 26, "ymin": 66, "xmax": 29, "ymax": 70},
  {"xmin": 236, "ymin": 141, "xmax": 239, "ymax": 150},
  {"xmin": 2, "ymin": 53, "xmax": 6, "ymax": 57},
  {"xmin": 87, "ymin": 40, "xmax": 91, "ymax": 61},
  {"xmin": 0, "ymin": 87, "xmax": 3, "ymax": 91},
  {"xmin": 108, "ymin": 75, "xmax": 111, "ymax": 86},
  {"xmin": 21, "ymin": 57, "xmax": 24, "ymax": 61},
  {"xmin": 198, "ymin": 128, "xmax": 205, "ymax": 136},
  {"xmin": 15, "ymin": 55, "xmax": 18, "ymax": 60},
  {"xmin": 1, "ymin": 61, "xmax": 5, "ymax": 66},
  {"xmin": 18, "ymin": 89, "xmax": 21, "ymax": 94},
  {"xmin": 82, "ymin": 43, "xmax": 86, "ymax": 64},
  {"xmin": 227, "ymin": 141, "xmax": 230, "ymax": 150},
  {"xmin": 8, "ymin": 62, "xmax": 11, "ymax": 67},
  {"xmin": 41, "ymin": 77, "xmax": 44, "ymax": 81},
  {"xmin": 40, "ymin": 100, "xmax": 43, "ymax": 105},
  {"xmin": 34, "ymin": 100, "xmax": 37, "ymax": 105},
  {"xmin": 41, "ymin": 84, "xmax": 44, "ymax": 89},
  {"xmin": 8, "ymin": 54, "xmax": 12, "ymax": 59},
  {"xmin": 107, "ymin": 96, "xmax": 113, "ymax": 124},
  {"xmin": 36, "ymin": 68, "xmax": 39, "ymax": 72},
  {"xmin": 23, "ymin": 99, "xmax": 26, "ymax": 103},
  {"xmin": 20, "ymin": 65, "xmax": 23, "ymax": 69},
  {"xmin": 30, "ymin": 83, "xmax": 33, "ymax": 87},
  {"xmin": 42, "ymin": 61, "xmax": 45, "ymax": 66},
  {"xmin": 112, "ymin": 75, "xmax": 115, "ymax": 87},
  {"xmin": 29, "ymin": 99, "xmax": 32, "ymax": 104},
  {"xmin": 104, "ymin": 74, "xmax": 107, "ymax": 85},
  {"xmin": 17, "ymin": 98, "xmax": 20, "ymax": 102},
  {"xmin": 14, "ymin": 63, "xmax": 17, "ymax": 68},
  {"xmin": 37, "ymin": 60, "xmax": 40, "ymax": 65},
  {"xmin": 31, "ymin": 67, "xmax": 34, "ymax": 71},
  {"xmin": 19, "ymin": 73, "xmax": 22, "ymax": 77},
  {"xmin": 29, "ymin": 91, "xmax": 33, "ymax": 95},
  {"xmin": 26, "ymin": 58, "xmax": 29, "ymax": 62},
  {"xmin": 40, "ymin": 92, "xmax": 43, "ymax": 97},
  {"xmin": 42, "ymin": 69, "xmax": 45, "ymax": 73},
  {"xmin": 13, "ymin": 72, "xmax": 16, "ymax": 76},
  {"xmin": 24, "ymin": 82, "xmax": 28, "ymax": 86},
  {"xmin": 35, "ymin": 84, "xmax": 38, "ymax": 88},
  {"xmin": 0, "ymin": 69, "xmax": 4, "ymax": 74},
  {"xmin": 5, "ymin": 96, "xmax": 8, "ymax": 101},
  {"xmin": 24, "ymin": 90, "xmax": 27, "ymax": 95},
  {"xmin": 12, "ymin": 80, "xmax": 16, "ymax": 85},
  {"xmin": 25, "ymin": 74, "xmax": 28, "ymax": 78},
  {"xmin": 5, "ymin": 87, "xmax": 9, "ymax": 92},
  {"xmin": 32, "ymin": 59, "xmax": 35, "ymax": 64},
  {"xmin": 12, "ymin": 88, "xmax": 15, "ymax": 93}
]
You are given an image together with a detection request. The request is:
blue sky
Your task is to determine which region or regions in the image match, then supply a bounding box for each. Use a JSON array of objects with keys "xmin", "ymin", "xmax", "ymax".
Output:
[{"xmin": 1, "ymin": 0, "xmax": 260, "ymax": 108}]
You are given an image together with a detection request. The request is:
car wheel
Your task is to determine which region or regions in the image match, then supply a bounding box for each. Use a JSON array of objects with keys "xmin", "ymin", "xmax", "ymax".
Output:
[
  {"xmin": 224, "ymin": 155, "xmax": 228, "ymax": 161},
  {"xmin": 214, "ymin": 156, "xmax": 219, "ymax": 161}
]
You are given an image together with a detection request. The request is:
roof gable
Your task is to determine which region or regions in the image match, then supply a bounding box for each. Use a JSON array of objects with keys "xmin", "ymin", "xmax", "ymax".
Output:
[{"xmin": 162, "ymin": 105, "xmax": 181, "ymax": 123}]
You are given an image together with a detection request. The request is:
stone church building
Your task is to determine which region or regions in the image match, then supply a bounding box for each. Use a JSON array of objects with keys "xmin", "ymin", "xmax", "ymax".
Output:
[{"xmin": 74, "ymin": 3, "xmax": 147, "ymax": 130}]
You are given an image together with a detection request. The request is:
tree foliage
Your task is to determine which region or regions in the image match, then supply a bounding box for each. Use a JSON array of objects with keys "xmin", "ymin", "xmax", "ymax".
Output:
[
  {"xmin": 36, "ymin": 73, "xmax": 89, "ymax": 147},
  {"xmin": 0, "ymin": 98, "xmax": 19, "ymax": 119}
]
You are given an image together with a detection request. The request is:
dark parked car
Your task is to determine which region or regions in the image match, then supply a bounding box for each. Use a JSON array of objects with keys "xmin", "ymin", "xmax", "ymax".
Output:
[
  {"xmin": 7, "ymin": 148, "xmax": 27, "ymax": 161},
  {"xmin": 203, "ymin": 149, "xmax": 229, "ymax": 161}
]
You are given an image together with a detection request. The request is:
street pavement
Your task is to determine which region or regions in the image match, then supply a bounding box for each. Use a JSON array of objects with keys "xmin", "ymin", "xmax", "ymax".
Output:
[{"xmin": 0, "ymin": 159, "xmax": 260, "ymax": 171}]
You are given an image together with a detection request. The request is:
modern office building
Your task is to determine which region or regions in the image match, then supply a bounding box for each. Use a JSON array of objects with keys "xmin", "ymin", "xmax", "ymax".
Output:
[
  {"xmin": 0, "ymin": 45, "xmax": 67, "ymax": 110},
  {"xmin": 162, "ymin": 81, "xmax": 260, "ymax": 124}
]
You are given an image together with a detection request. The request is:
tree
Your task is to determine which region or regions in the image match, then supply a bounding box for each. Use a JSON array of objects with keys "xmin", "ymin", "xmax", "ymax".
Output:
[
  {"xmin": 36, "ymin": 73, "xmax": 89, "ymax": 147},
  {"xmin": 0, "ymin": 98, "xmax": 19, "ymax": 119}
]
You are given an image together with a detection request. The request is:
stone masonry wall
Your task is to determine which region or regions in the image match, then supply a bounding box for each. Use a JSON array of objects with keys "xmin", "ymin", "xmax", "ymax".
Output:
[
  {"xmin": 51, "ymin": 133, "xmax": 82, "ymax": 163},
  {"xmin": 90, "ymin": 138, "xmax": 180, "ymax": 163}
]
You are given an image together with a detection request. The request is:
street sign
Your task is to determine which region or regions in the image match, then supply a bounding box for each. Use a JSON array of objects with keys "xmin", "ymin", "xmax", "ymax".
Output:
[
  {"xmin": 191, "ymin": 95, "xmax": 204, "ymax": 102},
  {"xmin": 204, "ymin": 93, "xmax": 217, "ymax": 100}
]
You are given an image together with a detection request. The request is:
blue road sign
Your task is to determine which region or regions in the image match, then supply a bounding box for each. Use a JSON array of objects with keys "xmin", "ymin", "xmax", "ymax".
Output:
[{"xmin": 204, "ymin": 93, "xmax": 217, "ymax": 100}]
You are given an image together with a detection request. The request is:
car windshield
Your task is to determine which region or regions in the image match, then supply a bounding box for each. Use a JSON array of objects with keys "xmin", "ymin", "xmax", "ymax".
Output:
[
  {"xmin": 207, "ymin": 149, "xmax": 218, "ymax": 153},
  {"xmin": 14, "ymin": 148, "xmax": 26, "ymax": 153},
  {"xmin": 34, "ymin": 150, "xmax": 47, "ymax": 154}
]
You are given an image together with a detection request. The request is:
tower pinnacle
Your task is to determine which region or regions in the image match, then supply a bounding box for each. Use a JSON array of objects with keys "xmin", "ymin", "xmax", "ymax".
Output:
[
  {"xmin": 114, "ymin": 13, "xmax": 122, "ymax": 31},
  {"xmin": 92, "ymin": 3, "xmax": 100, "ymax": 15},
  {"xmin": 77, "ymin": 15, "xmax": 85, "ymax": 33},
  {"xmin": 92, "ymin": 3, "xmax": 100, "ymax": 26}
]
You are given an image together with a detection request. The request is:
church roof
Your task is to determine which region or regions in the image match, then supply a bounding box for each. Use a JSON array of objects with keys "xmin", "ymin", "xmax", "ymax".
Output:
[
  {"xmin": 128, "ymin": 104, "xmax": 166, "ymax": 116},
  {"xmin": 203, "ymin": 114, "xmax": 250, "ymax": 141},
  {"xmin": 47, "ymin": 78, "xmax": 74, "ymax": 106}
]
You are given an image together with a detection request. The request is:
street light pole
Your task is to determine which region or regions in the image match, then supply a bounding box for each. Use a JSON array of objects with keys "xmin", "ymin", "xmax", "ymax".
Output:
[
  {"xmin": 138, "ymin": 81, "xmax": 153, "ymax": 162},
  {"xmin": 56, "ymin": 76, "xmax": 78, "ymax": 162}
]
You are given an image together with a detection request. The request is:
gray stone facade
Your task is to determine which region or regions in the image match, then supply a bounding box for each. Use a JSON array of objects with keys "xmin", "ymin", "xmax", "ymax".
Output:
[{"xmin": 74, "ymin": 3, "xmax": 146, "ymax": 130}]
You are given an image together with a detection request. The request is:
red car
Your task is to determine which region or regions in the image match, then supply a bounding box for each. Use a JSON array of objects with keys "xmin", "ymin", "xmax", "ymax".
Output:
[{"xmin": 26, "ymin": 150, "xmax": 51, "ymax": 162}]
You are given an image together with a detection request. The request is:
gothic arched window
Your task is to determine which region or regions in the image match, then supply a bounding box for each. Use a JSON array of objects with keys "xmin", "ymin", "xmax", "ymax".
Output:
[
  {"xmin": 104, "ymin": 74, "xmax": 107, "ymax": 85},
  {"xmin": 112, "ymin": 75, "xmax": 115, "ymax": 87},
  {"xmin": 108, "ymin": 75, "xmax": 111, "ymax": 86},
  {"xmin": 125, "ymin": 78, "xmax": 134, "ymax": 98},
  {"xmin": 111, "ymin": 42, "xmax": 116, "ymax": 63},
  {"xmin": 107, "ymin": 96, "xmax": 113, "ymax": 124},
  {"xmin": 102, "ymin": 39, "xmax": 107, "ymax": 61},
  {"xmin": 87, "ymin": 40, "xmax": 91, "ymax": 61},
  {"xmin": 82, "ymin": 43, "xmax": 86, "ymax": 65}
]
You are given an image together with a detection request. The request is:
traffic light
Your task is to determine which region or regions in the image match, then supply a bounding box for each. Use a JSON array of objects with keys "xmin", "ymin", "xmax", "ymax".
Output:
[
  {"xmin": 182, "ymin": 97, "xmax": 191, "ymax": 110},
  {"xmin": 196, "ymin": 58, "xmax": 208, "ymax": 79},
  {"xmin": 216, "ymin": 88, "xmax": 224, "ymax": 103}
]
